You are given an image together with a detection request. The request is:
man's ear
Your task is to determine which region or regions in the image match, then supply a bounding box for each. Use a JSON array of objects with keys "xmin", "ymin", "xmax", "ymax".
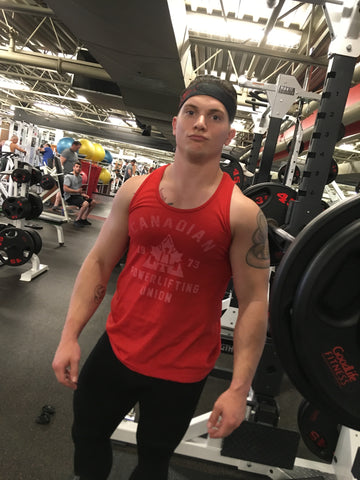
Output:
[
  {"xmin": 224, "ymin": 128, "xmax": 236, "ymax": 146},
  {"xmin": 172, "ymin": 116, "xmax": 177, "ymax": 136}
]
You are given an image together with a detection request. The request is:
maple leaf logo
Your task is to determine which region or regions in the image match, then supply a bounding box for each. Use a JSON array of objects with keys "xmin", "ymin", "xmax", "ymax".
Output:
[{"xmin": 143, "ymin": 235, "xmax": 183, "ymax": 277}]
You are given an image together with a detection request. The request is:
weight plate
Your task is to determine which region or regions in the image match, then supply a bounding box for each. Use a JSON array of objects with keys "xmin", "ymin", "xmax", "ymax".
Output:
[
  {"xmin": 11, "ymin": 168, "xmax": 31, "ymax": 183},
  {"xmin": 326, "ymin": 158, "xmax": 338, "ymax": 185},
  {"xmin": 292, "ymin": 220, "xmax": 360, "ymax": 429},
  {"xmin": 243, "ymin": 182, "xmax": 297, "ymax": 226},
  {"xmin": 26, "ymin": 229, "xmax": 42, "ymax": 254},
  {"xmin": 286, "ymin": 140, "xmax": 305, "ymax": 155},
  {"xmin": 297, "ymin": 399, "xmax": 339, "ymax": 463},
  {"xmin": 0, "ymin": 223, "xmax": 10, "ymax": 232},
  {"xmin": 25, "ymin": 192, "xmax": 44, "ymax": 219},
  {"xmin": 30, "ymin": 167, "xmax": 43, "ymax": 186},
  {"xmin": 2, "ymin": 196, "xmax": 32, "ymax": 220},
  {"xmin": 267, "ymin": 224, "xmax": 287, "ymax": 266},
  {"xmin": 277, "ymin": 164, "xmax": 301, "ymax": 185},
  {"xmin": 0, "ymin": 227, "xmax": 35, "ymax": 266},
  {"xmin": 220, "ymin": 153, "xmax": 244, "ymax": 190},
  {"xmin": 40, "ymin": 174, "xmax": 56, "ymax": 190},
  {"xmin": 269, "ymin": 194, "xmax": 360, "ymax": 427}
]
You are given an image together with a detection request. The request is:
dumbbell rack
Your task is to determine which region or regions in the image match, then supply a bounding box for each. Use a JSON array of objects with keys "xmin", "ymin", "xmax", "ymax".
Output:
[{"xmin": 1, "ymin": 159, "xmax": 48, "ymax": 282}]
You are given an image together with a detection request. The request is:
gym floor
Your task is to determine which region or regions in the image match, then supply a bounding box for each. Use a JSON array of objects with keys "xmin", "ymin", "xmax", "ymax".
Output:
[{"xmin": 0, "ymin": 193, "xmax": 324, "ymax": 480}]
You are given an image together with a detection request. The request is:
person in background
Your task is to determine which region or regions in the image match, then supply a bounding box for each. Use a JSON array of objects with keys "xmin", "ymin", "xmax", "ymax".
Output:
[
  {"xmin": 52, "ymin": 74, "xmax": 270, "ymax": 480},
  {"xmin": 63, "ymin": 161, "xmax": 96, "ymax": 228},
  {"xmin": 52, "ymin": 140, "xmax": 82, "ymax": 210},
  {"xmin": 123, "ymin": 159, "xmax": 136, "ymax": 182},
  {"xmin": 113, "ymin": 160, "xmax": 123, "ymax": 192},
  {"xmin": 38, "ymin": 143, "xmax": 54, "ymax": 167},
  {"xmin": 60, "ymin": 140, "xmax": 82, "ymax": 174},
  {"xmin": 2, "ymin": 134, "xmax": 26, "ymax": 155}
]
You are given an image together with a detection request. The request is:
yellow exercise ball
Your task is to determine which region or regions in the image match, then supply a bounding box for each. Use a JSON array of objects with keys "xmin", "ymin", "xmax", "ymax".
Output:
[
  {"xmin": 99, "ymin": 168, "xmax": 111, "ymax": 184},
  {"xmin": 91, "ymin": 143, "xmax": 105, "ymax": 162},
  {"xmin": 78, "ymin": 138, "xmax": 95, "ymax": 159}
]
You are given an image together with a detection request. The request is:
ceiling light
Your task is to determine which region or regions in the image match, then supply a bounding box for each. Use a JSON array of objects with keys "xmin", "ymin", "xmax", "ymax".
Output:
[
  {"xmin": 187, "ymin": 12, "xmax": 301, "ymax": 48},
  {"xmin": 33, "ymin": 102, "xmax": 74, "ymax": 116},
  {"xmin": 76, "ymin": 94, "xmax": 89, "ymax": 103},
  {"xmin": 126, "ymin": 120, "xmax": 138, "ymax": 128},
  {"xmin": 108, "ymin": 116, "xmax": 128, "ymax": 127},
  {"xmin": 0, "ymin": 78, "xmax": 30, "ymax": 91}
]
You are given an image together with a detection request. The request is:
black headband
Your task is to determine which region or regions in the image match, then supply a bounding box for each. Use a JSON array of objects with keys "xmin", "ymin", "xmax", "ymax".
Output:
[{"xmin": 178, "ymin": 82, "xmax": 237, "ymax": 123}]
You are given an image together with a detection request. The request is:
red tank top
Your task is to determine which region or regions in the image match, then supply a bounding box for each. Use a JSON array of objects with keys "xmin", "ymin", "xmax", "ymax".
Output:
[{"xmin": 106, "ymin": 165, "xmax": 234, "ymax": 382}]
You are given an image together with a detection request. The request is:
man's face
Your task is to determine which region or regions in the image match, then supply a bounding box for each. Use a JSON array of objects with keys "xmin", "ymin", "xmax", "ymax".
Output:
[
  {"xmin": 172, "ymin": 95, "xmax": 235, "ymax": 160},
  {"xmin": 73, "ymin": 163, "xmax": 82, "ymax": 175},
  {"xmin": 71, "ymin": 144, "xmax": 81, "ymax": 152}
]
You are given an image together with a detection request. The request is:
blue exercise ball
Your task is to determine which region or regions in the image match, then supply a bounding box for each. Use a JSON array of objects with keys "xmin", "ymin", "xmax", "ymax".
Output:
[
  {"xmin": 104, "ymin": 149, "xmax": 113, "ymax": 164},
  {"xmin": 57, "ymin": 137, "xmax": 74, "ymax": 154}
]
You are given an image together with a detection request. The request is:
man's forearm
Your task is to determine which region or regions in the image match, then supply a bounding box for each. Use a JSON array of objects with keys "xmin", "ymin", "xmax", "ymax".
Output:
[
  {"xmin": 230, "ymin": 301, "xmax": 268, "ymax": 394},
  {"xmin": 60, "ymin": 253, "xmax": 112, "ymax": 342}
]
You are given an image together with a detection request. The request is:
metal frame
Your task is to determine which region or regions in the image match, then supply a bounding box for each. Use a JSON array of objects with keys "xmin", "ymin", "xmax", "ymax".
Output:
[{"xmin": 112, "ymin": 412, "xmax": 358, "ymax": 480}]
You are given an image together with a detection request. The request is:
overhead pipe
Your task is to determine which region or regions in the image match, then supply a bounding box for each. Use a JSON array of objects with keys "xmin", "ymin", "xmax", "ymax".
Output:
[
  {"xmin": 0, "ymin": 1, "xmax": 55, "ymax": 17},
  {"xmin": 0, "ymin": 48, "xmax": 112, "ymax": 81}
]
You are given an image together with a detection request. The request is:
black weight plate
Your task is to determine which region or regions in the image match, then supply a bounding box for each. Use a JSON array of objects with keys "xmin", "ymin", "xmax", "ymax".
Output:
[
  {"xmin": 292, "ymin": 220, "xmax": 360, "ymax": 429},
  {"xmin": 243, "ymin": 182, "xmax": 296, "ymax": 226},
  {"xmin": 40, "ymin": 174, "xmax": 56, "ymax": 190},
  {"xmin": 220, "ymin": 153, "xmax": 244, "ymax": 190},
  {"xmin": 30, "ymin": 167, "xmax": 43, "ymax": 186},
  {"xmin": 297, "ymin": 399, "xmax": 339, "ymax": 463},
  {"xmin": 286, "ymin": 140, "xmax": 305, "ymax": 155},
  {"xmin": 0, "ymin": 227, "xmax": 35, "ymax": 266},
  {"xmin": 277, "ymin": 164, "xmax": 301, "ymax": 185},
  {"xmin": 26, "ymin": 229, "xmax": 42, "ymax": 254},
  {"xmin": 25, "ymin": 192, "xmax": 44, "ymax": 219},
  {"xmin": 326, "ymin": 158, "xmax": 338, "ymax": 185},
  {"xmin": 269, "ymin": 195, "xmax": 360, "ymax": 426},
  {"xmin": 2, "ymin": 196, "xmax": 32, "ymax": 220},
  {"xmin": 11, "ymin": 168, "xmax": 31, "ymax": 183},
  {"xmin": 0, "ymin": 223, "xmax": 10, "ymax": 232},
  {"xmin": 321, "ymin": 200, "xmax": 330, "ymax": 211},
  {"xmin": 267, "ymin": 225, "xmax": 287, "ymax": 266}
]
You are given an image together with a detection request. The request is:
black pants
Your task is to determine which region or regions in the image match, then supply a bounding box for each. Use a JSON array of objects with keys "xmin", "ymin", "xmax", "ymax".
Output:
[{"xmin": 72, "ymin": 332, "xmax": 207, "ymax": 480}]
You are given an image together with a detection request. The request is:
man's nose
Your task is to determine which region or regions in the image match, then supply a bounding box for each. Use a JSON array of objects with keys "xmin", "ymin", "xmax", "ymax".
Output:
[{"xmin": 194, "ymin": 114, "xmax": 207, "ymax": 129}]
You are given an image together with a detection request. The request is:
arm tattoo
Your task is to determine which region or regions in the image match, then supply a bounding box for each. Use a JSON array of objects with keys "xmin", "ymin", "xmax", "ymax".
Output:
[
  {"xmin": 94, "ymin": 284, "xmax": 106, "ymax": 304},
  {"xmin": 246, "ymin": 211, "xmax": 270, "ymax": 269}
]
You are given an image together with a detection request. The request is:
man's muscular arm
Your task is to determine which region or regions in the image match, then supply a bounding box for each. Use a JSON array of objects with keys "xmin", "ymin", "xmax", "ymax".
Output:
[
  {"xmin": 207, "ymin": 191, "xmax": 270, "ymax": 438},
  {"xmin": 52, "ymin": 176, "xmax": 144, "ymax": 389}
]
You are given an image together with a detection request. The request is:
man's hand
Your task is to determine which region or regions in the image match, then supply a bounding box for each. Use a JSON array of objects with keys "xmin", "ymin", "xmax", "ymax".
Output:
[
  {"xmin": 207, "ymin": 388, "xmax": 247, "ymax": 438},
  {"xmin": 52, "ymin": 340, "xmax": 81, "ymax": 390}
]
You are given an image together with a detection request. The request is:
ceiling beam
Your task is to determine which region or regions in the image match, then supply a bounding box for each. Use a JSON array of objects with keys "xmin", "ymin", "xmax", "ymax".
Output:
[{"xmin": 189, "ymin": 33, "xmax": 329, "ymax": 68}]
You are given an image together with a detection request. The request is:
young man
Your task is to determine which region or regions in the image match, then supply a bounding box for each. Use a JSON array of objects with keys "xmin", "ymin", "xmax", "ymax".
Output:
[
  {"xmin": 64, "ymin": 161, "xmax": 96, "ymax": 228},
  {"xmin": 52, "ymin": 75, "xmax": 270, "ymax": 480}
]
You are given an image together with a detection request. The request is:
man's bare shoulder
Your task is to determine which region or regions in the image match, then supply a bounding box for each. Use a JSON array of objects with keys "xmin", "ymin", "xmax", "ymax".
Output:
[
  {"xmin": 115, "ymin": 174, "xmax": 149, "ymax": 200},
  {"xmin": 230, "ymin": 185, "xmax": 261, "ymax": 215}
]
